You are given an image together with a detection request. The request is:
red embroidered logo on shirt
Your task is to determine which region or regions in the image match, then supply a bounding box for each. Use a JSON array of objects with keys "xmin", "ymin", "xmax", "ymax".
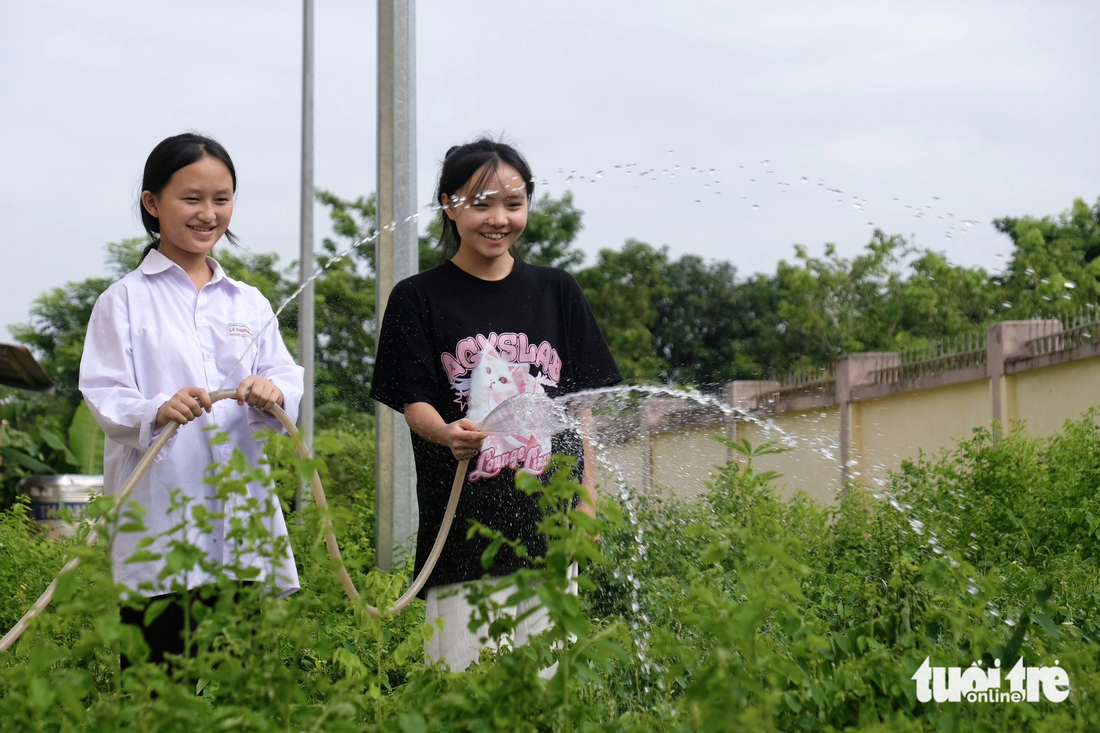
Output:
[{"xmin": 227, "ymin": 323, "xmax": 253, "ymax": 339}]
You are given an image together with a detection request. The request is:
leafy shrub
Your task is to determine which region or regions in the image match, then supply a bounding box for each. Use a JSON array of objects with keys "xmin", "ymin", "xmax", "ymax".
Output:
[
  {"xmin": 0, "ymin": 497, "xmax": 71, "ymax": 633},
  {"xmin": 2, "ymin": 414, "xmax": 1100, "ymax": 730}
]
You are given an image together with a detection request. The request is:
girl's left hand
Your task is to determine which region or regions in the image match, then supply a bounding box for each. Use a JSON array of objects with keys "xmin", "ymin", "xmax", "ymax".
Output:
[{"xmin": 236, "ymin": 375, "xmax": 284, "ymax": 411}]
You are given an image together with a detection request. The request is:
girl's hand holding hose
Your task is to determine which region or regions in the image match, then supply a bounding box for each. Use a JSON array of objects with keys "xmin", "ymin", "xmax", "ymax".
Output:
[
  {"xmin": 441, "ymin": 418, "xmax": 488, "ymax": 462},
  {"xmin": 403, "ymin": 402, "xmax": 486, "ymax": 462},
  {"xmin": 236, "ymin": 374, "xmax": 283, "ymax": 410},
  {"xmin": 155, "ymin": 386, "xmax": 212, "ymax": 428}
]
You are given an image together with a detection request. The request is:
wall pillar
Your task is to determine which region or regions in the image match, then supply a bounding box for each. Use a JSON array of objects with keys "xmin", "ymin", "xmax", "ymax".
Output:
[
  {"xmin": 836, "ymin": 353, "xmax": 898, "ymax": 491},
  {"xmin": 725, "ymin": 380, "xmax": 781, "ymax": 412},
  {"xmin": 986, "ymin": 320, "xmax": 1056, "ymax": 444},
  {"xmin": 723, "ymin": 381, "xmax": 779, "ymax": 465}
]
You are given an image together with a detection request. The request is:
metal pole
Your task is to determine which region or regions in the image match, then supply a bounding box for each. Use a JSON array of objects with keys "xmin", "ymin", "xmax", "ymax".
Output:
[
  {"xmin": 376, "ymin": 0, "xmax": 418, "ymax": 570},
  {"xmin": 297, "ymin": 0, "xmax": 315, "ymax": 513}
]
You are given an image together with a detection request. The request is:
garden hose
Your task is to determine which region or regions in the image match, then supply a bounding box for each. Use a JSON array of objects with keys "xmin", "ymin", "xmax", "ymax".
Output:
[{"xmin": 0, "ymin": 388, "xmax": 470, "ymax": 652}]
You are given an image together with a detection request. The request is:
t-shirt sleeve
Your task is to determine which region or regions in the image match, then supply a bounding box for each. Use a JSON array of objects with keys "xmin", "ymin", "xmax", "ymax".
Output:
[
  {"xmin": 563, "ymin": 274, "xmax": 623, "ymax": 393},
  {"xmin": 369, "ymin": 289, "xmax": 438, "ymax": 412}
]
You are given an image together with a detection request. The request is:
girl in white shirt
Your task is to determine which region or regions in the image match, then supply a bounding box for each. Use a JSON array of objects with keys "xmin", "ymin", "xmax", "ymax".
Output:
[{"xmin": 79, "ymin": 133, "xmax": 303, "ymax": 668}]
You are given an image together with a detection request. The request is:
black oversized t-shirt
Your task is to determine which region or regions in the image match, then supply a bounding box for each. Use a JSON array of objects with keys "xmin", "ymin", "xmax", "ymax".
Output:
[{"xmin": 369, "ymin": 258, "xmax": 622, "ymax": 594}]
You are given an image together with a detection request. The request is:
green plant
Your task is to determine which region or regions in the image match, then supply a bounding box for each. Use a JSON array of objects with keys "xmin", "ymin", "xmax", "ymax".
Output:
[{"xmin": 3, "ymin": 414, "xmax": 1100, "ymax": 730}]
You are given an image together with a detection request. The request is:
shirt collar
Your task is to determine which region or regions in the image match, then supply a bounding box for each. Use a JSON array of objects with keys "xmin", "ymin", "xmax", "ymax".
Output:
[{"xmin": 139, "ymin": 247, "xmax": 227, "ymax": 285}]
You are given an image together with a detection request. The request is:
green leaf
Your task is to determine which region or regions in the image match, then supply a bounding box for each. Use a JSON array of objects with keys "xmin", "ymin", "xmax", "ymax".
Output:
[
  {"xmin": 38, "ymin": 426, "xmax": 79, "ymax": 468},
  {"xmin": 398, "ymin": 713, "xmax": 427, "ymax": 733},
  {"xmin": 1034, "ymin": 612, "xmax": 1059, "ymax": 639},
  {"xmin": 68, "ymin": 401, "xmax": 105, "ymax": 475},
  {"xmin": 143, "ymin": 598, "xmax": 173, "ymax": 627},
  {"xmin": 1, "ymin": 446, "xmax": 57, "ymax": 474}
]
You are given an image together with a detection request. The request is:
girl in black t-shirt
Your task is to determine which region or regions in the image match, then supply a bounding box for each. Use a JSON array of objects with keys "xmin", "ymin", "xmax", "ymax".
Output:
[{"xmin": 370, "ymin": 138, "xmax": 621, "ymax": 674}]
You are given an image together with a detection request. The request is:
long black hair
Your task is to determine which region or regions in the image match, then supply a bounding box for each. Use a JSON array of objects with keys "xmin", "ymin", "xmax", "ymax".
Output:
[
  {"xmin": 434, "ymin": 137, "xmax": 534, "ymax": 259},
  {"xmin": 139, "ymin": 132, "xmax": 238, "ymax": 262}
]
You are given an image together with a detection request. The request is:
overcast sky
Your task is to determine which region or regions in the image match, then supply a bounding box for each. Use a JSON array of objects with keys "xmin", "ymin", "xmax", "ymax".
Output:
[{"xmin": 2, "ymin": 1, "xmax": 1098, "ymax": 343}]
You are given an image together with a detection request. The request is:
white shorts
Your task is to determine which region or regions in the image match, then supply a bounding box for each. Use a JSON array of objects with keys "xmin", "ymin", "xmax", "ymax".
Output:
[{"xmin": 424, "ymin": 562, "xmax": 578, "ymax": 678}]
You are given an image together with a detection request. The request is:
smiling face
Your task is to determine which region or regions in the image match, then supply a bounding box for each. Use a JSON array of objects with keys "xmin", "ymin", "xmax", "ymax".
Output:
[
  {"xmin": 442, "ymin": 162, "xmax": 528, "ymax": 264},
  {"xmin": 141, "ymin": 154, "xmax": 235, "ymax": 258}
]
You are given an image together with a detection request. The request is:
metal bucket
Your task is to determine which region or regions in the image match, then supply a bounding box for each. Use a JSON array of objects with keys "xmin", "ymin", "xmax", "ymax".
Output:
[{"xmin": 19, "ymin": 474, "xmax": 103, "ymax": 539}]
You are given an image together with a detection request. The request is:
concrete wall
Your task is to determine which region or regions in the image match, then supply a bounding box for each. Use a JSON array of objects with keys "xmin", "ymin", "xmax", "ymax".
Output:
[
  {"xmin": 852, "ymin": 379, "xmax": 991, "ymax": 484},
  {"xmin": 591, "ymin": 424, "xmax": 733, "ymax": 499},
  {"xmin": 590, "ymin": 407, "xmax": 843, "ymax": 504},
  {"xmin": 651, "ymin": 424, "xmax": 732, "ymax": 499},
  {"xmin": 592, "ymin": 326, "xmax": 1100, "ymax": 508},
  {"xmin": 593, "ymin": 439, "xmax": 647, "ymax": 495},
  {"xmin": 1008, "ymin": 358, "xmax": 1100, "ymax": 438},
  {"xmin": 738, "ymin": 406, "xmax": 842, "ymax": 505}
]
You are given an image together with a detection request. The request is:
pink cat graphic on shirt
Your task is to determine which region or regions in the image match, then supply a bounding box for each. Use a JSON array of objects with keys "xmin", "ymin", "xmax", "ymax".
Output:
[{"xmin": 444, "ymin": 336, "xmax": 559, "ymax": 481}]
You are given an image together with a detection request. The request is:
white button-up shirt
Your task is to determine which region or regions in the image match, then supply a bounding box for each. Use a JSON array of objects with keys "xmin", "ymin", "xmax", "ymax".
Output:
[{"xmin": 79, "ymin": 248, "xmax": 303, "ymax": 597}]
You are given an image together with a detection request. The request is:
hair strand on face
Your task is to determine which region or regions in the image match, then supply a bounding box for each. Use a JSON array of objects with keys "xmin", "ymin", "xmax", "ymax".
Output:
[{"xmin": 434, "ymin": 137, "xmax": 534, "ymax": 261}]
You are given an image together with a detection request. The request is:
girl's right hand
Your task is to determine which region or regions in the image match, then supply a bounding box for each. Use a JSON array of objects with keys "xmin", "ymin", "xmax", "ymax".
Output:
[
  {"xmin": 155, "ymin": 387, "xmax": 213, "ymax": 429},
  {"xmin": 442, "ymin": 418, "xmax": 488, "ymax": 462}
]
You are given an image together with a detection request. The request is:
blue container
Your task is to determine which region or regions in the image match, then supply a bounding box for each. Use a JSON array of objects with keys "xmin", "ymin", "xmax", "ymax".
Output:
[{"xmin": 19, "ymin": 474, "xmax": 103, "ymax": 539}]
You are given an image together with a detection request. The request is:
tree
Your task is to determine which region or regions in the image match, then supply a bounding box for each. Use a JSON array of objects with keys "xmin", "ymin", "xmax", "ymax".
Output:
[
  {"xmin": 516, "ymin": 192, "xmax": 586, "ymax": 270},
  {"xmin": 651, "ymin": 255, "xmax": 754, "ymax": 389},
  {"xmin": 575, "ymin": 240, "xmax": 669, "ymax": 383},
  {"xmin": 996, "ymin": 196, "xmax": 1100, "ymax": 319},
  {"xmin": 9, "ymin": 275, "xmax": 112, "ymax": 419},
  {"xmin": 273, "ymin": 190, "xmax": 380, "ymax": 427},
  {"xmin": 770, "ymin": 231, "xmax": 1002, "ymax": 370},
  {"xmin": 889, "ymin": 250, "xmax": 1003, "ymax": 344}
]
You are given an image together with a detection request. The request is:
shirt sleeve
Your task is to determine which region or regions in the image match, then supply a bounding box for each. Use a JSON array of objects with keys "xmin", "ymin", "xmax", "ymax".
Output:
[
  {"xmin": 563, "ymin": 274, "xmax": 623, "ymax": 394},
  {"xmin": 369, "ymin": 288, "xmax": 439, "ymax": 413},
  {"xmin": 248, "ymin": 299, "xmax": 305, "ymax": 434},
  {"xmin": 79, "ymin": 286, "xmax": 178, "ymax": 460}
]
